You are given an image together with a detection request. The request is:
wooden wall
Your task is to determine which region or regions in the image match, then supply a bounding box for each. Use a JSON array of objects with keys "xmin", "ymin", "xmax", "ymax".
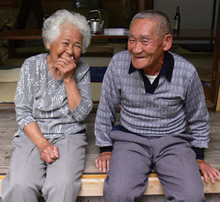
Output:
[
  {"xmin": 0, "ymin": 0, "xmax": 18, "ymax": 8},
  {"xmin": 101, "ymin": 0, "xmax": 153, "ymax": 28}
]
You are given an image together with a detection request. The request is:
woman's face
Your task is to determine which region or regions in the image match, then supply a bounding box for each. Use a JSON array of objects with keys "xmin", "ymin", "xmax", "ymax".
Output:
[{"xmin": 46, "ymin": 24, "xmax": 83, "ymax": 67}]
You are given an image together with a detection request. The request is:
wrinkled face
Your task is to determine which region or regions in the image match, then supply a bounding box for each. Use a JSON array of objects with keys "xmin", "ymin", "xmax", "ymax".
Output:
[
  {"xmin": 128, "ymin": 18, "xmax": 169, "ymax": 74},
  {"xmin": 47, "ymin": 24, "xmax": 82, "ymax": 66}
]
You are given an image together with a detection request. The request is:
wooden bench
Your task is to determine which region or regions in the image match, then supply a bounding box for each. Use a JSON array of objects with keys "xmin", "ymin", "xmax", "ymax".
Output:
[{"xmin": 1, "ymin": 173, "xmax": 220, "ymax": 197}]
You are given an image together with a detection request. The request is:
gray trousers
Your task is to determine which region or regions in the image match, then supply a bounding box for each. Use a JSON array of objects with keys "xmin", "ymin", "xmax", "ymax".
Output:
[
  {"xmin": 2, "ymin": 134, "xmax": 87, "ymax": 202},
  {"xmin": 104, "ymin": 131, "xmax": 206, "ymax": 202}
]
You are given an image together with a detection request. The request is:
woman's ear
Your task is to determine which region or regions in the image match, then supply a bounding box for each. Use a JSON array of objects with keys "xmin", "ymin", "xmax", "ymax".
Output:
[
  {"xmin": 163, "ymin": 34, "xmax": 173, "ymax": 51},
  {"xmin": 46, "ymin": 41, "xmax": 50, "ymax": 50}
]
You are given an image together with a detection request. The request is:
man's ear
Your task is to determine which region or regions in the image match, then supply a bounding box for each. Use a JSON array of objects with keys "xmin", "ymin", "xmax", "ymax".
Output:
[{"xmin": 163, "ymin": 34, "xmax": 173, "ymax": 51}]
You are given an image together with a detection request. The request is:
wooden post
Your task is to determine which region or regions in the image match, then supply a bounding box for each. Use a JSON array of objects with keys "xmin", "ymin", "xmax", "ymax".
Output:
[
  {"xmin": 0, "ymin": 53, "xmax": 3, "ymax": 66},
  {"xmin": 209, "ymin": 2, "xmax": 220, "ymax": 110},
  {"xmin": 137, "ymin": 0, "xmax": 153, "ymax": 12}
]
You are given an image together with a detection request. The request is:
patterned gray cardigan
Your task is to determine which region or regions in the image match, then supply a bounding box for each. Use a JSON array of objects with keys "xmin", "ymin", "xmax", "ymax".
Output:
[{"xmin": 14, "ymin": 53, "xmax": 93, "ymax": 139}]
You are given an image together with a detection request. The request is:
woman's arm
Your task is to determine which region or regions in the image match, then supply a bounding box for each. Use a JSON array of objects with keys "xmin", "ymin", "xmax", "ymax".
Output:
[
  {"xmin": 55, "ymin": 55, "xmax": 93, "ymax": 117},
  {"xmin": 64, "ymin": 77, "xmax": 81, "ymax": 110},
  {"xmin": 16, "ymin": 57, "xmax": 59, "ymax": 164},
  {"xmin": 24, "ymin": 121, "xmax": 59, "ymax": 164}
]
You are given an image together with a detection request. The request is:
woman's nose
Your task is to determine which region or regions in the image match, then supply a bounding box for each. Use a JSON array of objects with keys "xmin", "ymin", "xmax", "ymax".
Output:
[{"xmin": 66, "ymin": 45, "xmax": 74, "ymax": 55}]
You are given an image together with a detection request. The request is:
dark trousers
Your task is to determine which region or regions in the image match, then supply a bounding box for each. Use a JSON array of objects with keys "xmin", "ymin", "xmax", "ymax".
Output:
[
  {"xmin": 104, "ymin": 131, "xmax": 206, "ymax": 202},
  {"xmin": 16, "ymin": 0, "xmax": 44, "ymax": 29}
]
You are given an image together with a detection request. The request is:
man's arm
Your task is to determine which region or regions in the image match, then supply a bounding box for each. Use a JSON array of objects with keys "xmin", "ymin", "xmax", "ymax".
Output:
[
  {"xmin": 185, "ymin": 70, "xmax": 220, "ymax": 183},
  {"xmin": 94, "ymin": 57, "xmax": 120, "ymax": 172}
]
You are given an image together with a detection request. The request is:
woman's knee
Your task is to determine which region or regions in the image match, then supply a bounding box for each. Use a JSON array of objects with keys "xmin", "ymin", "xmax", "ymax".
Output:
[
  {"xmin": 43, "ymin": 177, "xmax": 81, "ymax": 202},
  {"xmin": 2, "ymin": 178, "xmax": 40, "ymax": 201},
  {"xmin": 44, "ymin": 174, "xmax": 81, "ymax": 196}
]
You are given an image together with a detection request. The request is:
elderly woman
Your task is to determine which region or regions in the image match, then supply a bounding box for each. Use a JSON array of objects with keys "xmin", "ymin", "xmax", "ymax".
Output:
[{"xmin": 2, "ymin": 9, "xmax": 93, "ymax": 202}]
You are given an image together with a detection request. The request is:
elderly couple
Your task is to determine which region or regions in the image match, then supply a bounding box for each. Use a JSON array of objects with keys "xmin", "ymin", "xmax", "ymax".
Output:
[{"xmin": 2, "ymin": 9, "xmax": 220, "ymax": 202}]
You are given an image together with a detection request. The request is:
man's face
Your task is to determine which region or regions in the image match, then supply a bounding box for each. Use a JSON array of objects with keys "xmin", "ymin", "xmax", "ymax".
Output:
[{"xmin": 127, "ymin": 18, "xmax": 166, "ymax": 74}]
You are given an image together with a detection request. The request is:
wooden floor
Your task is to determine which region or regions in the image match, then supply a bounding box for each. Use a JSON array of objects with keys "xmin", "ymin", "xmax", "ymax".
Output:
[
  {"xmin": 0, "ymin": 103, "xmax": 220, "ymax": 174},
  {"xmin": 0, "ymin": 103, "xmax": 220, "ymax": 201}
]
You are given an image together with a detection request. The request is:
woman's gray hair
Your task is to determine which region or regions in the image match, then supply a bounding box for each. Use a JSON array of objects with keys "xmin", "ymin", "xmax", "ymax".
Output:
[
  {"xmin": 130, "ymin": 10, "xmax": 170, "ymax": 38},
  {"xmin": 42, "ymin": 9, "xmax": 91, "ymax": 53}
]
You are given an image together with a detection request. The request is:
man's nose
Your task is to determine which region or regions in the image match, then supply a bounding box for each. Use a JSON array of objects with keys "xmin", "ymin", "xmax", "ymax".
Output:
[{"xmin": 133, "ymin": 42, "xmax": 143, "ymax": 53}]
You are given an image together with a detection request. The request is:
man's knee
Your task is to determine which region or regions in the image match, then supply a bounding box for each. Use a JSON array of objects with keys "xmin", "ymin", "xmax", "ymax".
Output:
[
  {"xmin": 166, "ymin": 185, "xmax": 206, "ymax": 202},
  {"xmin": 104, "ymin": 179, "xmax": 142, "ymax": 202},
  {"xmin": 184, "ymin": 186, "xmax": 205, "ymax": 202}
]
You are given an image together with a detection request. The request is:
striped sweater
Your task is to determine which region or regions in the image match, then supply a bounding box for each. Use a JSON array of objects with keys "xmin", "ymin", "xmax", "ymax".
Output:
[{"xmin": 95, "ymin": 50, "xmax": 210, "ymax": 153}]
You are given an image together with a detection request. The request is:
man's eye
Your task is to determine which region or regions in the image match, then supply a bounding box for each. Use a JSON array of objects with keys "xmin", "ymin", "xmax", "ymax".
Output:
[
  {"xmin": 142, "ymin": 40, "xmax": 150, "ymax": 45},
  {"xmin": 128, "ymin": 39, "xmax": 135, "ymax": 43}
]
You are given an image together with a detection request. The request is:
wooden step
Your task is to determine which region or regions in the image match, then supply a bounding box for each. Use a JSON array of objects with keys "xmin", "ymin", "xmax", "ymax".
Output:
[{"xmin": 1, "ymin": 173, "xmax": 220, "ymax": 197}]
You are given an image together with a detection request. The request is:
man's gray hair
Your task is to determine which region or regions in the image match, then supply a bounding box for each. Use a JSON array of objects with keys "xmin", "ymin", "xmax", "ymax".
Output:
[
  {"xmin": 42, "ymin": 9, "xmax": 91, "ymax": 53},
  {"xmin": 130, "ymin": 10, "xmax": 171, "ymax": 38}
]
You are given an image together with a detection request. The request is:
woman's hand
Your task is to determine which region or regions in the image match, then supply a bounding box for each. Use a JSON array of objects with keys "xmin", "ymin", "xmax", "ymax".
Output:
[
  {"xmin": 95, "ymin": 152, "xmax": 112, "ymax": 173},
  {"xmin": 197, "ymin": 159, "xmax": 220, "ymax": 184},
  {"xmin": 39, "ymin": 141, "xmax": 59, "ymax": 164},
  {"xmin": 24, "ymin": 122, "xmax": 59, "ymax": 164},
  {"xmin": 54, "ymin": 54, "xmax": 77, "ymax": 81}
]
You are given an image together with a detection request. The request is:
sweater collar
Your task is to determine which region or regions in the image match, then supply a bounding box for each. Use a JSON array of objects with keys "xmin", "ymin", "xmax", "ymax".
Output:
[
  {"xmin": 129, "ymin": 51, "xmax": 174, "ymax": 82},
  {"xmin": 128, "ymin": 51, "xmax": 174, "ymax": 94}
]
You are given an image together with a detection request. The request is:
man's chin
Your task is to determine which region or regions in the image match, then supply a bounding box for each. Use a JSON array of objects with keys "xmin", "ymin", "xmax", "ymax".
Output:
[
  {"xmin": 132, "ymin": 63, "xmax": 146, "ymax": 70},
  {"xmin": 131, "ymin": 60, "xmax": 147, "ymax": 70}
]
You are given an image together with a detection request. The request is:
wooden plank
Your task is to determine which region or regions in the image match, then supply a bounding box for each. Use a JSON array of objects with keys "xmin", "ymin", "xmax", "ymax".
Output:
[{"xmin": 1, "ymin": 173, "xmax": 220, "ymax": 197}]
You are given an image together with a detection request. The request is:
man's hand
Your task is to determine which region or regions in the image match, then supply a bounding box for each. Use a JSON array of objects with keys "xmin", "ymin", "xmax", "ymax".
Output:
[
  {"xmin": 39, "ymin": 141, "xmax": 59, "ymax": 164},
  {"xmin": 197, "ymin": 159, "xmax": 220, "ymax": 184},
  {"xmin": 95, "ymin": 152, "xmax": 112, "ymax": 173}
]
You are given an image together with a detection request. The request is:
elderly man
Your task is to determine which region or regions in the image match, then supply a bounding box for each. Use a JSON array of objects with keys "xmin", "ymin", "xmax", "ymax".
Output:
[{"xmin": 95, "ymin": 10, "xmax": 220, "ymax": 202}]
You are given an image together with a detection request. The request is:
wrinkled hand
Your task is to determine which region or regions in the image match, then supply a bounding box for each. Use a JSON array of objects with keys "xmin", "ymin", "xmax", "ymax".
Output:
[
  {"xmin": 197, "ymin": 159, "xmax": 220, "ymax": 184},
  {"xmin": 54, "ymin": 54, "xmax": 76, "ymax": 80},
  {"xmin": 39, "ymin": 141, "xmax": 59, "ymax": 164},
  {"xmin": 95, "ymin": 152, "xmax": 112, "ymax": 173}
]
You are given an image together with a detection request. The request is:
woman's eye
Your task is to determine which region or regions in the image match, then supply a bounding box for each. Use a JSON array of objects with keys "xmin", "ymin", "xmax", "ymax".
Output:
[{"xmin": 74, "ymin": 44, "xmax": 81, "ymax": 49}]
